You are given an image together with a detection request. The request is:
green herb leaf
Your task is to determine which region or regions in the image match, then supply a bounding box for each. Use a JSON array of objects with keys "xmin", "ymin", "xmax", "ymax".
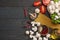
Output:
[{"xmin": 54, "ymin": 0, "xmax": 59, "ymax": 2}]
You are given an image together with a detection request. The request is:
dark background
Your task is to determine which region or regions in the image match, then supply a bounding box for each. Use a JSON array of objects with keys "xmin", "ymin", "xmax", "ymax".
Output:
[{"xmin": 0, "ymin": 0, "xmax": 35, "ymax": 40}]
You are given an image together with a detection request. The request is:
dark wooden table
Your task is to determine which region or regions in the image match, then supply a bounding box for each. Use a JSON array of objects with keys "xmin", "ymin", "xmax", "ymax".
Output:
[
  {"xmin": 0, "ymin": 0, "xmax": 60, "ymax": 40},
  {"xmin": 0, "ymin": 0, "xmax": 35, "ymax": 40}
]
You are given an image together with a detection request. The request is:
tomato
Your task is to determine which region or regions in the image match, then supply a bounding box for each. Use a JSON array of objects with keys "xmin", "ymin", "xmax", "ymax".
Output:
[
  {"xmin": 42, "ymin": 0, "xmax": 50, "ymax": 6},
  {"xmin": 33, "ymin": 1, "xmax": 41, "ymax": 7},
  {"xmin": 40, "ymin": 5, "xmax": 46, "ymax": 14}
]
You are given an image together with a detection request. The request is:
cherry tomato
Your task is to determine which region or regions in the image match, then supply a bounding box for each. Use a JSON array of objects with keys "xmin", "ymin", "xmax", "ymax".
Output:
[
  {"xmin": 42, "ymin": 0, "xmax": 50, "ymax": 6},
  {"xmin": 40, "ymin": 5, "xmax": 46, "ymax": 14},
  {"xmin": 33, "ymin": 1, "xmax": 41, "ymax": 7}
]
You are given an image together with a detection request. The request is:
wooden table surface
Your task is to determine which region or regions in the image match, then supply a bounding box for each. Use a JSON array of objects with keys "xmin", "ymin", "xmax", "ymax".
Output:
[
  {"xmin": 0, "ymin": 0, "xmax": 60, "ymax": 40},
  {"xmin": 0, "ymin": 0, "xmax": 35, "ymax": 40}
]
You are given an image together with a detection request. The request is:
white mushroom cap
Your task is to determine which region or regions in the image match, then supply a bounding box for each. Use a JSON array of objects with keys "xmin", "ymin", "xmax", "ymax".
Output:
[
  {"xmin": 55, "ymin": 16, "xmax": 59, "ymax": 19},
  {"xmin": 49, "ymin": 10, "xmax": 54, "ymax": 14},
  {"xmin": 32, "ymin": 24, "xmax": 35, "ymax": 26},
  {"xmin": 25, "ymin": 30, "xmax": 30, "ymax": 35},
  {"xmin": 29, "ymin": 35, "xmax": 34, "ymax": 38},
  {"xmin": 47, "ymin": 5, "xmax": 55, "ymax": 14},
  {"xmin": 37, "ymin": 22, "xmax": 40, "ymax": 26},
  {"xmin": 46, "ymin": 34, "xmax": 51, "ymax": 38},
  {"xmin": 47, "ymin": 5, "xmax": 52, "ymax": 10},
  {"xmin": 58, "ymin": 6, "xmax": 60, "ymax": 10},
  {"xmin": 32, "ymin": 27, "xmax": 35, "ymax": 31},
  {"xmin": 43, "ymin": 37, "xmax": 48, "ymax": 40},
  {"xmin": 35, "ymin": 8, "xmax": 40, "ymax": 13},
  {"xmin": 55, "ymin": 9, "xmax": 59, "ymax": 13},
  {"xmin": 50, "ymin": 1, "xmax": 54, "ymax": 5},
  {"xmin": 30, "ymin": 30, "xmax": 34, "ymax": 35},
  {"xmin": 47, "ymin": 1, "xmax": 60, "ymax": 15},
  {"xmin": 34, "ymin": 27, "xmax": 37, "ymax": 32},
  {"xmin": 35, "ymin": 32, "xmax": 41, "ymax": 38},
  {"xmin": 33, "ymin": 36, "xmax": 37, "ymax": 40},
  {"xmin": 47, "ymin": 2, "xmax": 55, "ymax": 10},
  {"xmin": 54, "ymin": 18, "xmax": 57, "ymax": 20},
  {"xmin": 31, "ymin": 21, "xmax": 35, "ymax": 26},
  {"xmin": 32, "ymin": 26, "xmax": 37, "ymax": 32},
  {"xmin": 54, "ymin": 16, "xmax": 59, "ymax": 20},
  {"xmin": 55, "ymin": 2, "xmax": 59, "ymax": 8},
  {"xmin": 58, "ymin": 1, "xmax": 60, "ymax": 5},
  {"xmin": 58, "ymin": 1, "xmax": 60, "ymax": 3},
  {"xmin": 31, "ymin": 21, "xmax": 35, "ymax": 24},
  {"xmin": 58, "ymin": 13, "xmax": 60, "ymax": 16},
  {"xmin": 52, "ymin": 5, "xmax": 55, "ymax": 10},
  {"xmin": 38, "ymin": 37, "xmax": 42, "ymax": 40}
]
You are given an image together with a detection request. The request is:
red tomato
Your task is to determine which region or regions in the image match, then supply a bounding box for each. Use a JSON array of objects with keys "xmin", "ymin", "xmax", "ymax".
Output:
[
  {"xmin": 42, "ymin": 0, "xmax": 50, "ymax": 6},
  {"xmin": 40, "ymin": 5, "xmax": 46, "ymax": 14},
  {"xmin": 33, "ymin": 1, "xmax": 41, "ymax": 7}
]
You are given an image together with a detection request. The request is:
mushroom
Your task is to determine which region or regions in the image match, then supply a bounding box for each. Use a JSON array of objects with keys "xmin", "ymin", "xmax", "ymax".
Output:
[
  {"xmin": 35, "ymin": 8, "xmax": 40, "ymax": 13},
  {"xmin": 32, "ymin": 26, "xmax": 37, "ymax": 32},
  {"xmin": 25, "ymin": 30, "xmax": 30, "ymax": 35},
  {"xmin": 35, "ymin": 32, "xmax": 41, "ymax": 38},
  {"xmin": 30, "ymin": 30, "xmax": 34, "ymax": 35}
]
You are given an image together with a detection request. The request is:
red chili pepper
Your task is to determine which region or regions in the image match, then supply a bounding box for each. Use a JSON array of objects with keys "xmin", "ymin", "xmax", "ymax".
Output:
[
  {"xmin": 24, "ymin": 24, "xmax": 31, "ymax": 29},
  {"xmin": 24, "ymin": 8, "xmax": 27, "ymax": 17},
  {"xmin": 26, "ymin": 20, "xmax": 31, "ymax": 24}
]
